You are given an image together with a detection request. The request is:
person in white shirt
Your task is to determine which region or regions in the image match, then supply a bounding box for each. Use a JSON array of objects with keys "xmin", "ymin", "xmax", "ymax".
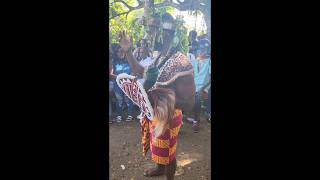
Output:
[
  {"xmin": 133, "ymin": 39, "xmax": 152, "ymax": 62},
  {"xmin": 133, "ymin": 39, "xmax": 154, "ymax": 85},
  {"xmin": 132, "ymin": 39, "xmax": 154, "ymax": 119}
]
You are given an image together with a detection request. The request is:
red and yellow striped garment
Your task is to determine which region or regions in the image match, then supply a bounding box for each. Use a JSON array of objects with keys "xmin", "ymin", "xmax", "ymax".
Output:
[{"xmin": 140, "ymin": 109, "xmax": 182, "ymax": 165}]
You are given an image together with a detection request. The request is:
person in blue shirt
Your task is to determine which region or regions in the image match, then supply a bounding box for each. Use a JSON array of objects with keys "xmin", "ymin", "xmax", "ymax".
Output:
[
  {"xmin": 189, "ymin": 39, "xmax": 211, "ymax": 133},
  {"xmin": 110, "ymin": 43, "xmax": 134, "ymax": 122},
  {"xmin": 109, "ymin": 47, "xmax": 114, "ymax": 124}
]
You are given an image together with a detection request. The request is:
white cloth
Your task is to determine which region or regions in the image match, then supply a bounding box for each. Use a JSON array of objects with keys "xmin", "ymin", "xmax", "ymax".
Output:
[{"xmin": 139, "ymin": 57, "xmax": 153, "ymax": 68}]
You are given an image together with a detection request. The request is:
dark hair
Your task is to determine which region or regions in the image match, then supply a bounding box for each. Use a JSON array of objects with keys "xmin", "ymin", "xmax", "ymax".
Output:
[
  {"xmin": 111, "ymin": 43, "xmax": 120, "ymax": 53},
  {"xmin": 136, "ymin": 41, "xmax": 141, "ymax": 48},
  {"xmin": 140, "ymin": 39, "xmax": 148, "ymax": 47},
  {"xmin": 197, "ymin": 39, "xmax": 211, "ymax": 57},
  {"xmin": 189, "ymin": 30, "xmax": 197, "ymax": 39},
  {"xmin": 111, "ymin": 43, "xmax": 123, "ymax": 62}
]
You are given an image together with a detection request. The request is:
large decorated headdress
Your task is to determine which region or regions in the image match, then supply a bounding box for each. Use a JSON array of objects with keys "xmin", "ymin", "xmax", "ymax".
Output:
[{"xmin": 139, "ymin": 12, "xmax": 188, "ymax": 54}]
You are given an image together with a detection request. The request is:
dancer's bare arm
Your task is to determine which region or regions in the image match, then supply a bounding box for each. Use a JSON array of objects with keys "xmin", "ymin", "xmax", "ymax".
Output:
[{"xmin": 118, "ymin": 31, "xmax": 144, "ymax": 76}]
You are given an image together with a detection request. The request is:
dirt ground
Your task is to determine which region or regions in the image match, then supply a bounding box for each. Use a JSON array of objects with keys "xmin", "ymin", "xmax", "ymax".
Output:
[{"xmin": 109, "ymin": 116, "xmax": 211, "ymax": 180}]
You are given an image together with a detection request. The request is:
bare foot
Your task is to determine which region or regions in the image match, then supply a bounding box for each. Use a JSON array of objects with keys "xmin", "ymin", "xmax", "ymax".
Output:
[{"xmin": 143, "ymin": 167, "xmax": 165, "ymax": 177}]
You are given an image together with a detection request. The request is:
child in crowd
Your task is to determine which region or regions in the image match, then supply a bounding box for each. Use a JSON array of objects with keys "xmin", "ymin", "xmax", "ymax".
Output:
[{"xmin": 189, "ymin": 39, "xmax": 211, "ymax": 133}]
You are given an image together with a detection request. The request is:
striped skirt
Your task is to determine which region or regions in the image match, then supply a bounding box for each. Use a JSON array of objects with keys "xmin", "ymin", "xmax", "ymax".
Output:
[{"xmin": 141, "ymin": 109, "xmax": 182, "ymax": 165}]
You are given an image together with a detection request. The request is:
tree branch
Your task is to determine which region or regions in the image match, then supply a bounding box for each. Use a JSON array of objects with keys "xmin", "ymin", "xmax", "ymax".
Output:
[
  {"xmin": 109, "ymin": 1, "xmax": 145, "ymax": 20},
  {"xmin": 114, "ymin": 0, "xmax": 134, "ymax": 10},
  {"xmin": 154, "ymin": 0, "xmax": 200, "ymax": 11},
  {"xmin": 110, "ymin": 0, "xmax": 207, "ymax": 20},
  {"xmin": 110, "ymin": 11, "xmax": 130, "ymax": 20}
]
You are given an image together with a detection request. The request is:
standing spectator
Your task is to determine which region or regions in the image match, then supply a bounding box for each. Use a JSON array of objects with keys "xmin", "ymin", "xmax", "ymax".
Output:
[
  {"xmin": 133, "ymin": 39, "xmax": 153, "ymax": 62},
  {"xmin": 109, "ymin": 42, "xmax": 115, "ymax": 124},
  {"xmin": 110, "ymin": 43, "xmax": 134, "ymax": 122},
  {"xmin": 189, "ymin": 39, "xmax": 211, "ymax": 133},
  {"xmin": 187, "ymin": 30, "xmax": 199, "ymax": 62},
  {"xmin": 136, "ymin": 41, "xmax": 141, "ymax": 48},
  {"xmin": 132, "ymin": 39, "xmax": 154, "ymax": 120},
  {"xmin": 182, "ymin": 30, "xmax": 199, "ymax": 122},
  {"xmin": 109, "ymin": 78, "xmax": 115, "ymax": 123},
  {"xmin": 206, "ymin": 86, "xmax": 211, "ymax": 122},
  {"xmin": 133, "ymin": 40, "xmax": 153, "ymax": 82}
]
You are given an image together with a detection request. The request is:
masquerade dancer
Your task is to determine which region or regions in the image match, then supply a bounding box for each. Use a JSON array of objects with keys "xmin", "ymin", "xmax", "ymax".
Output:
[{"xmin": 118, "ymin": 13, "xmax": 195, "ymax": 180}]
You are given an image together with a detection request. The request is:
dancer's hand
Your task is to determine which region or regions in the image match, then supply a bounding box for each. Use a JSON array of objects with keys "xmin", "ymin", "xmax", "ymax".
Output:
[{"xmin": 118, "ymin": 30, "xmax": 133, "ymax": 54}]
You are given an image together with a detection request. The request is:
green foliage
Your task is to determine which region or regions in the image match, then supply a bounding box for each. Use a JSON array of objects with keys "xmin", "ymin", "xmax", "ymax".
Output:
[
  {"xmin": 127, "ymin": 10, "xmax": 145, "ymax": 46},
  {"xmin": 109, "ymin": 0, "xmax": 144, "ymax": 46},
  {"xmin": 173, "ymin": 15, "xmax": 189, "ymax": 54},
  {"xmin": 154, "ymin": 0, "xmax": 164, "ymax": 3},
  {"xmin": 109, "ymin": 0, "xmax": 189, "ymax": 54},
  {"xmin": 153, "ymin": 2, "xmax": 175, "ymax": 16}
]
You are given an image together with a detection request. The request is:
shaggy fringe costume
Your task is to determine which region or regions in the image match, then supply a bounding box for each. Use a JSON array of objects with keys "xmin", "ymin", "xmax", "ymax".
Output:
[
  {"xmin": 141, "ymin": 109, "xmax": 182, "ymax": 165},
  {"xmin": 140, "ymin": 52, "xmax": 193, "ymax": 165}
]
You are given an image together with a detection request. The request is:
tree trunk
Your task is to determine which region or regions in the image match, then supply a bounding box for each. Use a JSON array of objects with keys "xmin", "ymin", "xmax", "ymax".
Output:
[{"xmin": 144, "ymin": 0, "xmax": 154, "ymax": 17}]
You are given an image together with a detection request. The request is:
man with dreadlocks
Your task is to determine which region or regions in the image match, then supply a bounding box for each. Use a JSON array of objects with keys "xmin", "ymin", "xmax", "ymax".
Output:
[{"xmin": 118, "ymin": 12, "xmax": 195, "ymax": 180}]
